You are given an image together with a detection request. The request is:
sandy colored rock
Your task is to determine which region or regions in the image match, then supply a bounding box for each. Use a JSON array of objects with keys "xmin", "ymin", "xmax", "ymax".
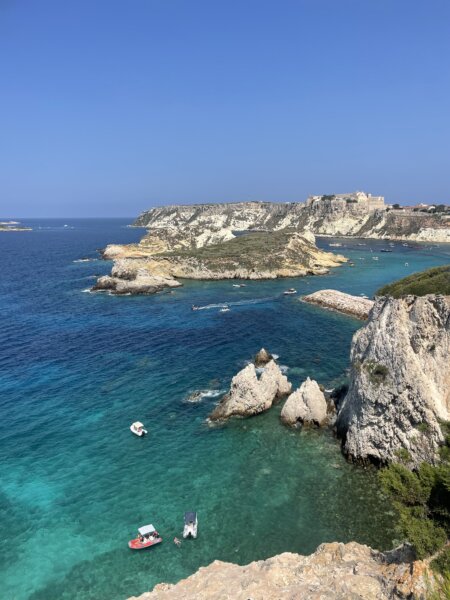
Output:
[
  {"xmin": 128, "ymin": 541, "xmax": 433, "ymax": 600},
  {"xmin": 209, "ymin": 360, "xmax": 291, "ymax": 420},
  {"xmin": 337, "ymin": 294, "xmax": 450, "ymax": 466},
  {"xmin": 303, "ymin": 289, "xmax": 374, "ymax": 319},
  {"xmin": 281, "ymin": 377, "xmax": 328, "ymax": 426}
]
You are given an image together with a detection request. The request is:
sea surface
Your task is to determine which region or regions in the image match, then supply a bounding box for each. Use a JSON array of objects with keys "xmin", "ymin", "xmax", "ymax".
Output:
[{"xmin": 1, "ymin": 219, "xmax": 449, "ymax": 600}]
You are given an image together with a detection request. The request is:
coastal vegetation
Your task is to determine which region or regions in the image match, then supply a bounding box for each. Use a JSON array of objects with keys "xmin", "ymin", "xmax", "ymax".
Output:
[
  {"xmin": 379, "ymin": 424, "xmax": 450, "ymax": 575},
  {"xmin": 377, "ymin": 265, "xmax": 450, "ymax": 298}
]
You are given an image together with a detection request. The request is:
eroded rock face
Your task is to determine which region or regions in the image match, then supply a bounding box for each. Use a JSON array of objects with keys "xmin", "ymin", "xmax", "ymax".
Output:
[
  {"xmin": 209, "ymin": 360, "xmax": 291, "ymax": 421},
  {"xmin": 128, "ymin": 541, "xmax": 432, "ymax": 600},
  {"xmin": 254, "ymin": 347, "xmax": 273, "ymax": 367},
  {"xmin": 281, "ymin": 377, "xmax": 328, "ymax": 426},
  {"xmin": 302, "ymin": 289, "xmax": 374, "ymax": 320},
  {"xmin": 92, "ymin": 259, "xmax": 182, "ymax": 295},
  {"xmin": 337, "ymin": 294, "xmax": 450, "ymax": 466}
]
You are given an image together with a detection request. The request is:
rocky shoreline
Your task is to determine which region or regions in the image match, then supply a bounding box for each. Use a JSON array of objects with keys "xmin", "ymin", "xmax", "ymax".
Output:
[
  {"xmin": 302, "ymin": 289, "xmax": 375, "ymax": 319},
  {"xmin": 128, "ymin": 541, "xmax": 433, "ymax": 599}
]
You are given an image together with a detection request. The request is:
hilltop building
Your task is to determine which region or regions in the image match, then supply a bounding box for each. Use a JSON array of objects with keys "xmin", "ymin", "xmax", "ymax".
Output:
[{"xmin": 305, "ymin": 191, "xmax": 385, "ymax": 212}]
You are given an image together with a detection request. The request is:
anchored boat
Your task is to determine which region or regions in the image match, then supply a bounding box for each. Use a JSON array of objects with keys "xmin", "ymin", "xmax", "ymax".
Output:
[
  {"xmin": 283, "ymin": 288, "xmax": 297, "ymax": 295},
  {"xmin": 130, "ymin": 421, "xmax": 147, "ymax": 436},
  {"xmin": 183, "ymin": 511, "xmax": 198, "ymax": 539},
  {"xmin": 128, "ymin": 524, "xmax": 162, "ymax": 550}
]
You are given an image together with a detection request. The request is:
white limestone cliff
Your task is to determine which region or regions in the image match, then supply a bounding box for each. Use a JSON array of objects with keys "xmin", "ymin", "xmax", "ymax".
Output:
[
  {"xmin": 281, "ymin": 377, "xmax": 328, "ymax": 426},
  {"xmin": 337, "ymin": 294, "xmax": 450, "ymax": 466},
  {"xmin": 209, "ymin": 360, "xmax": 291, "ymax": 420}
]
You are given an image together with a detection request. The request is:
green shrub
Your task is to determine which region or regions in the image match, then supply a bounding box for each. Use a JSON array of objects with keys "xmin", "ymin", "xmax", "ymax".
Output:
[
  {"xmin": 432, "ymin": 546, "xmax": 450, "ymax": 576},
  {"xmin": 400, "ymin": 510, "xmax": 447, "ymax": 559},
  {"xmin": 417, "ymin": 422, "xmax": 430, "ymax": 433},
  {"xmin": 380, "ymin": 463, "xmax": 427, "ymax": 504},
  {"xmin": 377, "ymin": 265, "xmax": 450, "ymax": 298}
]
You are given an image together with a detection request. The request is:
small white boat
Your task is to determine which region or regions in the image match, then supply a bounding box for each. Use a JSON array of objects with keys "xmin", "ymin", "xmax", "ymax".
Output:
[
  {"xmin": 183, "ymin": 511, "xmax": 198, "ymax": 539},
  {"xmin": 283, "ymin": 288, "xmax": 297, "ymax": 295},
  {"xmin": 372, "ymin": 256, "xmax": 379, "ymax": 261},
  {"xmin": 329, "ymin": 243, "xmax": 342, "ymax": 247},
  {"xmin": 219, "ymin": 306, "xmax": 230, "ymax": 312},
  {"xmin": 232, "ymin": 284, "xmax": 240, "ymax": 288},
  {"xmin": 130, "ymin": 421, "xmax": 148, "ymax": 436}
]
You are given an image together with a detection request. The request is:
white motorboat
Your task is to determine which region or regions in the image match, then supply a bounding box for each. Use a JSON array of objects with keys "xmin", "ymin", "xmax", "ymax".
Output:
[
  {"xmin": 183, "ymin": 511, "xmax": 198, "ymax": 539},
  {"xmin": 283, "ymin": 288, "xmax": 297, "ymax": 295},
  {"xmin": 329, "ymin": 243, "xmax": 342, "ymax": 247},
  {"xmin": 372, "ymin": 256, "xmax": 379, "ymax": 261},
  {"xmin": 130, "ymin": 421, "xmax": 148, "ymax": 436},
  {"xmin": 219, "ymin": 306, "xmax": 230, "ymax": 312}
]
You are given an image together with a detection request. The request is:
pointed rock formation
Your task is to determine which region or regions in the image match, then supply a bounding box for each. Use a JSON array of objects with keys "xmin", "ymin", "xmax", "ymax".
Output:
[
  {"xmin": 254, "ymin": 347, "xmax": 273, "ymax": 367},
  {"xmin": 209, "ymin": 360, "xmax": 291, "ymax": 421},
  {"xmin": 281, "ymin": 377, "xmax": 328, "ymax": 426}
]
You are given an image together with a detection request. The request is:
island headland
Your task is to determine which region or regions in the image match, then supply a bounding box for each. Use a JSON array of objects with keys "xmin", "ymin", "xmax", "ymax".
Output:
[{"xmin": 93, "ymin": 194, "xmax": 449, "ymax": 295}]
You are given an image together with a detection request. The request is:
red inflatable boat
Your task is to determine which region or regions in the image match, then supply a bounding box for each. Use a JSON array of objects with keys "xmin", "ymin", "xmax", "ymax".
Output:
[{"xmin": 128, "ymin": 524, "xmax": 162, "ymax": 550}]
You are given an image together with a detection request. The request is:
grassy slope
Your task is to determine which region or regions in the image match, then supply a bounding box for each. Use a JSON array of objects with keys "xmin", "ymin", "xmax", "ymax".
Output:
[
  {"xmin": 377, "ymin": 265, "xmax": 450, "ymax": 298},
  {"xmin": 160, "ymin": 230, "xmax": 298, "ymax": 271}
]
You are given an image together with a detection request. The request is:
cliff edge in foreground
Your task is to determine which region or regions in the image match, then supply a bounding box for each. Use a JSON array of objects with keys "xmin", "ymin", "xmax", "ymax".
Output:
[
  {"xmin": 128, "ymin": 542, "xmax": 432, "ymax": 600},
  {"xmin": 337, "ymin": 294, "xmax": 450, "ymax": 466}
]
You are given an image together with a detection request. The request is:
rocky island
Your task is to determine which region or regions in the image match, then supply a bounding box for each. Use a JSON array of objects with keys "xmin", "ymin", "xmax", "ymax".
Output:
[
  {"xmin": 93, "ymin": 229, "xmax": 346, "ymax": 294},
  {"xmin": 302, "ymin": 289, "xmax": 375, "ymax": 319},
  {"xmin": 134, "ymin": 193, "xmax": 450, "ymax": 242},
  {"xmin": 0, "ymin": 220, "xmax": 31, "ymax": 231}
]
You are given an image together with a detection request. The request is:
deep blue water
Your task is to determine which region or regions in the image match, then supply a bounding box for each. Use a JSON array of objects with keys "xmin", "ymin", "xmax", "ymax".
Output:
[{"xmin": 1, "ymin": 219, "xmax": 449, "ymax": 600}]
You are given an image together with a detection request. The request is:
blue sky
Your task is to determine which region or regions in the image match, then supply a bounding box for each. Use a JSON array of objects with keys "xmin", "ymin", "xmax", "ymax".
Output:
[{"xmin": 1, "ymin": 0, "xmax": 449, "ymax": 217}]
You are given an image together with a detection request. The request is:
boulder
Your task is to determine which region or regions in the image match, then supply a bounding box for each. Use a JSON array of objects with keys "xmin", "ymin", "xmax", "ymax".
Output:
[
  {"xmin": 254, "ymin": 347, "xmax": 273, "ymax": 367},
  {"xmin": 281, "ymin": 377, "xmax": 328, "ymax": 426},
  {"xmin": 209, "ymin": 360, "xmax": 291, "ymax": 421}
]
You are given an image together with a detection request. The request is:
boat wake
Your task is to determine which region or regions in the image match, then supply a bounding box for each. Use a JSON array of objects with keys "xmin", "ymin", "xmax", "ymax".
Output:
[
  {"xmin": 185, "ymin": 389, "xmax": 226, "ymax": 403},
  {"xmin": 192, "ymin": 296, "xmax": 277, "ymax": 311}
]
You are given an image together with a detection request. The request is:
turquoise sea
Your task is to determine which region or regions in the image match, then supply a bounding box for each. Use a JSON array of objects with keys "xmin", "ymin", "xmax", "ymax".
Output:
[{"xmin": 1, "ymin": 219, "xmax": 450, "ymax": 600}]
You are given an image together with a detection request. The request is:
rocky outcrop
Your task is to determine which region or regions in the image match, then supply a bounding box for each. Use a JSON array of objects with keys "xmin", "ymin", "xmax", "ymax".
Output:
[
  {"xmin": 92, "ymin": 259, "xmax": 182, "ymax": 295},
  {"xmin": 254, "ymin": 347, "xmax": 273, "ymax": 367},
  {"xmin": 209, "ymin": 360, "xmax": 291, "ymax": 421},
  {"xmin": 337, "ymin": 294, "xmax": 450, "ymax": 466},
  {"xmin": 281, "ymin": 377, "xmax": 328, "ymax": 426},
  {"xmin": 133, "ymin": 200, "xmax": 450, "ymax": 242},
  {"xmin": 93, "ymin": 230, "xmax": 346, "ymax": 295},
  {"xmin": 302, "ymin": 289, "xmax": 375, "ymax": 319},
  {"xmin": 128, "ymin": 541, "xmax": 433, "ymax": 600}
]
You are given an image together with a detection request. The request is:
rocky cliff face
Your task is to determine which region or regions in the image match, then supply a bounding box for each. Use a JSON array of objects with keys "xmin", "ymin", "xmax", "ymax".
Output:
[
  {"xmin": 93, "ymin": 230, "xmax": 346, "ymax": 295},
  {"xmin": 128, "ymin": 541, "xmax": 432, "ymax": 600},
  {"xmin": 337, "ymin": 294, "xmax": 450, "ymax": 466},
  {"xmin": 134, "ymin": 201, "xmax": 450, "ymax": 242}
]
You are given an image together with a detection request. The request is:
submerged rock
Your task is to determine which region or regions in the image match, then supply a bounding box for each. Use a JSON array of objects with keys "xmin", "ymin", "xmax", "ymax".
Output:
[
  {"xmin": 281, "ymin": 377, "xmax": 328, "ymax": 426},
  {"xmin": 254, "ymin": 347, "xmax": 273, "ymax": 367},
  {"xmin": 209, "ymin": 360, "xmax": 291, "ymax": 421},
  {"xmin": 128, "ymin": 541, "xmax": 433, "ymax": 600},
  {"xmin": 337, "ymin": 294, "xmax": 450, "ymax": 466},
  {"xmin": 302, "ymin": 289, "xmax": 374, "ymax": 320}
]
